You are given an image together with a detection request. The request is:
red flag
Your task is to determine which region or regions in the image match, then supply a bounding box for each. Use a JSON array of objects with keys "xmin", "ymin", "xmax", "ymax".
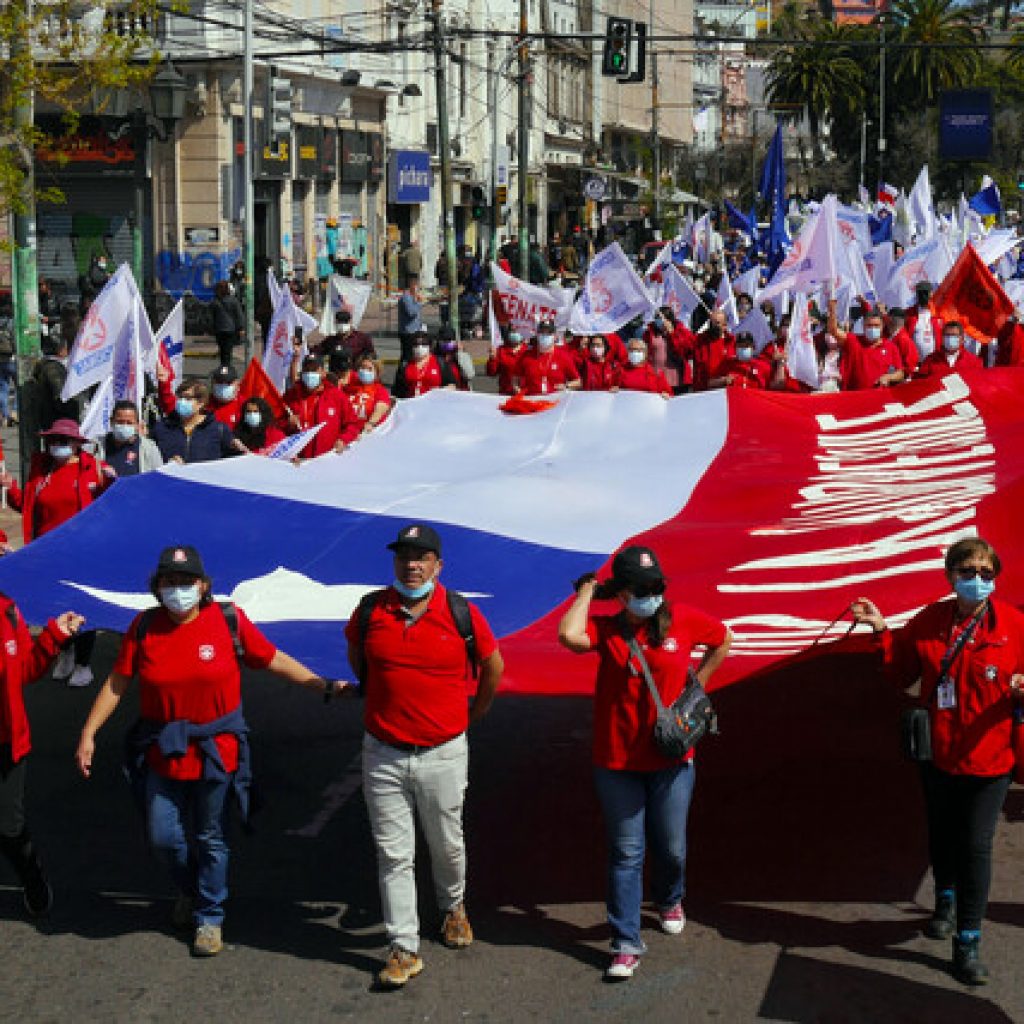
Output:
[
  {"xmin": 238, "ymin": 358, "xmax": 289, "ymax": 425},
  {"xmin": 931, "ymin": 242, "xmax": 1014, "ymax": 344}
]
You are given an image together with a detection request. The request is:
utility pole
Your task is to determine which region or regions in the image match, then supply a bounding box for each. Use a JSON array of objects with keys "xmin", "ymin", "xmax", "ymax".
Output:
[
  {"xmin": 878, "ymin": 15, "xmax": 886, "ymax": 190},
  {"xmin": 650, "ymin": 0, "xmax": 661, "ymax": 233},
  {"xmin": 243, "ymin": 0, "xmax": 256, "ymax": 361},
  {"xmin": 12, "ymin": 0, "xmax": 40, "ymax": 484},
  {"xmin": 517, "ymin": 0, "xmax": 530, "ymax": 279},
  {"xmin": 432, "ymin": 0, "xmax": 460, "ymax": 336}
]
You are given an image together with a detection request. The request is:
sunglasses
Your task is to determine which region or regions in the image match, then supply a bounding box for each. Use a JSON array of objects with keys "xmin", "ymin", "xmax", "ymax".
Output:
[{"xmin": 952, "ymin": 566, "xmax": 996, "ymax": 582}]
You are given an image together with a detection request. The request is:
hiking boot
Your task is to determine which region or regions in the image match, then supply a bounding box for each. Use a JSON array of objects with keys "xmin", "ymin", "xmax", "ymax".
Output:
[
  {"xmin": 378, "ymin": 945, "xmax": 424, "ymax": 988},
  {"xmin": 952, "ymin": 935, "xmax": 990, "ymax": 986},
  {"xmin": 924, "ymin": 892, "xmax": 955, "ymax": 940},
  {"xmin": 605, "ymin": 953, "xmax": 641, "ymax": 980},
  {"xmin": 192, "ymin": 923, "xmax": 224, "ymax": 957},
  {"xmin": 171, "ymin": 894, "xmax": 194, "ymax": 931},
  {"xmin": 441, "ymin": 903, "xmax": 473, "ymax": 948},
  {"xmin": 659, "ymin": 902, "xmax": 686, "ymax": 936}
]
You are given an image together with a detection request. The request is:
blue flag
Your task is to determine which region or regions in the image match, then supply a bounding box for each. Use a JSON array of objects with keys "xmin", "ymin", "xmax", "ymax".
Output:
[
  {"xmin": 757, "ymin": 126, "xmax": 786, "ymax": 208},
  {"xmin": 869, "ymin": 210, "xmax": 893, "ymax": 245},
  {"xmin": 968, "ymin": 182, "xmax": 1001, "ymax": 218},
  {"xmin": 724, "ymin": 200, "xmax": 754, "ymax": 235}
]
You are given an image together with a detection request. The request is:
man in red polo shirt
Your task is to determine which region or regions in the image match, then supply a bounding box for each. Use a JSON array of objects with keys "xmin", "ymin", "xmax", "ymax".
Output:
[
  {"xmin": 915, "ymin": 320, "xmax": 983, "ymax": 380},
  {"xmin": 346, "ymin": 524, "xmax": 503, "ymax": 989},
  {"xmin": 828, "ymin": 300, "xmax": 907, "ymax": 390},
  {"xmin": 283, "ymin": 353, "xmax": 361, "ymax": 458},
  {"xmin": 208, "ymin": 365, "xmax": 243, "ymax": 429}
]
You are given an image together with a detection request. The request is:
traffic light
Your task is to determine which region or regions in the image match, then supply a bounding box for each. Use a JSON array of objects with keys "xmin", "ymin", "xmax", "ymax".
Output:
[
  {"xmin": 602, "ymin": 17, "xmax": 632, "ymax": 77},
  {"xmin": 471, "ymin": 185, "xmax": 486, "ymax": 220},
  {"xmin": 267, "ymin": 68, "xmax": 292, "ymax": 150}
]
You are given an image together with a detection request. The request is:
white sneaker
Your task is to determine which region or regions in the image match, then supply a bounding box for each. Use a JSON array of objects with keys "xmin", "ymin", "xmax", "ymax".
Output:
[
  {"xmin": 67, "ymin": 665, "xmax": 94, "ymax": 688},
  {"xmin": 605, "ymin": 953, "xmax": 641, "ymax": 980},
  {"xmin": 52, "ymin": 647, "xmax": 74, "ymax": 681}
]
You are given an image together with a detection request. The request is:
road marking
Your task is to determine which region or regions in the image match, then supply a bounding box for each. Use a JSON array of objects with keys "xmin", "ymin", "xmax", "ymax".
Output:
[{"xmin": 285, "ymin": 753, "xmax": 363, "ymax": 838}]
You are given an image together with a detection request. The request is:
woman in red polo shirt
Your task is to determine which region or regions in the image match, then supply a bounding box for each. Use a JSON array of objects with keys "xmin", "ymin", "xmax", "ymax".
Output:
[
  {"xmin": 75, "ymin": 545, "xmax": 346, "ymax": 958},
  {"xmin": 851, "ymin": 537, "xmax": 1024, "ymax": 987},
  {"xmin": 559, "ymin": 546, "xmax": 731, "ymax": 981},
  {"xmin": 345, "ymin": 352, "xmax": 393, "ymax": 434}
]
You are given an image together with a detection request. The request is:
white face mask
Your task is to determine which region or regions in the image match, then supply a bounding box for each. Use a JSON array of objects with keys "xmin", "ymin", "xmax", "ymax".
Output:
[
  {"xmin": 339, "ymin": 322, "xmax": 352, "ymax": 334},
  {"xmin": 627, "ymin": 350, "xmax": 645, "ymax": 366},
  {"xmin": 213, "ymin": 384, "xmax": 237, "ymax": 402},
  {"xmin": 412, "ymin": 344, "xmax": 430, "ymax": 360},
  {"xmin": 112, "ymin": 423, "xmax": 137, "ymax": 443},
  {"xmin": 357, "ymin": 367, "xmax": 375, "ymax": 385},
  {"xmin": 301, "ymin": 372, "xmax": 322, "ymax": 390},
  {"xmin": 244, "ymin": 410, "xmax": 262, "ymax": 428},
  {"xmin": 943, "ymin": 334, "xmax": 961, "ymax": 353},
  {"xmin": 49, "ymin": 444, "xmax": 74, "ymax": 461},
  {"xmin": 537, "ymin": 334, "xmax": 555, "ymax": 351},
  {"xmin": 864, "ymin": 327, "xmax": 882, "ymax": 342},
  {"xmin": 159, "ymin": 583, "xmax": 202, "ymax": 615}
]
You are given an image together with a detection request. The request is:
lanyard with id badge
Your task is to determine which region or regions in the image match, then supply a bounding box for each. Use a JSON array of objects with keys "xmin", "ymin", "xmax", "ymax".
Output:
[{"xmin": 901, "ymin": 603, "xmax": 988, "ymax": 762}]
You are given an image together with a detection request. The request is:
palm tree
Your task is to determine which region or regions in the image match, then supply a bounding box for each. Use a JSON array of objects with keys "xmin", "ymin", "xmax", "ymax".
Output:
[
  {"xmin": 887, "ymin": 0, "xmax": 983, "ymax": 106},
  {"xmin": 764, "ymin": 20, "xmax": 866, "ymax": 162}
]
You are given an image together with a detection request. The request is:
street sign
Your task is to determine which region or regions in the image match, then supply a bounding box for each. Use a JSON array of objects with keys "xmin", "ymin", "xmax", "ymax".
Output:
[
  {"xmin": 496, "ymin": 185, "xmax": 508, "ymax": 203},
  {"xmin": 583, "ymin": 176, "xmax": 606, "ymax": 201}
]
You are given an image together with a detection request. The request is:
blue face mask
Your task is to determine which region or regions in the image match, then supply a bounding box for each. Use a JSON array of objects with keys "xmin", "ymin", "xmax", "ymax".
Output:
[
  {"xmin": 213, "ymin": 384, "xmax": 237, "ymax": 402},
  {"xmin": 302, "ymin": 372, "xmax": 321, "ymax": 390},
  {"xmin": 112, "ymin": 423, "xmax": 136, "ymax": 443},
  {"xmin": 159, "ymin": 583, "xmax": 202, "ymax": 615},
  {"xmin": 736, "ymin": 347, "xmax": 754, "ymax": 363},
  {"xmin": 357, "ymin": 368, "xmax": 376, "ymax": 385},
  {"xmin": 244, "ymin": 411, "xmax": 262, "ymax": 428},
  {"xmin": 953, "ymin": 575, "xmax": 995, "ymax": 605},
  {"xmin": 49, "ymin": 444, "xmax": 73, "ymax": 461},
  {"xmin": 393, "ymin": 577, "xmax": 435, "ymax": 601},
  {"xmin": 176, "ymin": 398, "xmax": 195, "ymax": 419},
  {"xmin": 627, "ymin": 593, "xmax": 663, "ymax": 618}
]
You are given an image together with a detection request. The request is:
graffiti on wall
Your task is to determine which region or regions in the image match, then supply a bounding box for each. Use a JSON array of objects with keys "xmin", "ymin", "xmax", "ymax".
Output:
[
  {"xmin": 37, "ymin": 211, "xmax": 133, "ymax": 297},
  {"xmin": 155, "ymin": 248, "xmax": 243, "ymax": 302}
]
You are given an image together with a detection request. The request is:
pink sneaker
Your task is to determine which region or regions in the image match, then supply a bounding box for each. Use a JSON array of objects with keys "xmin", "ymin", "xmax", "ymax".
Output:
[
  {"xmin": 605, "ymin": 953, "xmax": 641, "ymax": 980},
  {"xmin": 659, "ymin": 903, "xmax": 686, "ymax": 935}
]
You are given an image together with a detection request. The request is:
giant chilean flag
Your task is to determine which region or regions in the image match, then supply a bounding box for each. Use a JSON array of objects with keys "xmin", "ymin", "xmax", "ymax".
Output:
[{"xmin": 0, "ymin": 377, "xmax": 1016, "ymax": 692}]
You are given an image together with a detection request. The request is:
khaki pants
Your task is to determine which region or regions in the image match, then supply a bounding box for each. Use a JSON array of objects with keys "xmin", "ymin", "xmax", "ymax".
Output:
[{"xmin": 362, "ymin": 731, "xmax": 469, "ymax": 953}]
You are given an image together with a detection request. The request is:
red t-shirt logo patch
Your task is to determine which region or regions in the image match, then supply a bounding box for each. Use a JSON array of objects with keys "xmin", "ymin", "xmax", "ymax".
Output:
[
  {"xmin": 5, "ymin": 639, "xmax": 16, "ymax": 656},
  {"xmin": 198, "ymin": 644, "xmax": 216, "ymax": 661},
  {"xmin": 663, "ymin": 638, "xmax": 678, "ymax": 653}
]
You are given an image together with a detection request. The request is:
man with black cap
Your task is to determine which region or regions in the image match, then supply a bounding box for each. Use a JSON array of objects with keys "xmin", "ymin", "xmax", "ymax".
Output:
[
  {"xmin": 345, "ymin": 523, "xmax": 504, "ymax": 989},
  {"xmin": 905, "ymin": 280, "xmax": 944, "ymax": 362},
  {"xmin": 318, "ymin": 309, "xmax": 376, "ymax": 365},
  {"xmin": 282, "ymin": 353, "xmax": 361, "ymax": 458},
  {"xmin": 392, "ymin": 328, "xmax": 456, "ymax": 399},
  {"xmin": 208, "ymin": 365, "xmax": 243, "ymax": 429}
]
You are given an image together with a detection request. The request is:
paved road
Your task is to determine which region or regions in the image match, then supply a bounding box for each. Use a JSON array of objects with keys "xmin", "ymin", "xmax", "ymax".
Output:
[{"xmin": 2, "ymin": 640, "xmax": 1022, "ymax": 1022}]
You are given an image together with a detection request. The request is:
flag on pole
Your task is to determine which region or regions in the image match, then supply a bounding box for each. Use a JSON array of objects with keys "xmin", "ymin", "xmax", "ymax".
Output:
[
  {"xmin": 80, "ymin": 376, "xmax": 114, "ymax": 441},
  {"xmin": 661, "ymin": 265, "xmax": 707, "ymax": 327},
  {"xmin": 877, "ymin": 182, "xmax": 898, "ymax": 207},
  {"xmin": 263, "ymin": 287, "xmax": 301, "ymax": 392},
  {"xmin": 908, "ymin": 165, "xmax": 936, "ymax": 242},
  {"xmin": 568, "ymin": 242, "xmax": 658, "ymax": 335},
  {"xmin": 715, "ymin": 271, "xmax": 739, "ymax": 329},
  {"xmin": 968, "ymin": 177, "xmax": 1001, "ymax": 218},
  {"xmin": 238, "ymin": 358, "xmax": 289, "ymax": 425},
  {"xmin": 786, "ymin": 293, "xmax": 820, "ymax": 390},
  {"xmin": 318, "ymin": 275, "xmax": 373, "ymax": 336},
  {"xmin": 760, "ymin": 194, "xmax": 840, "ymax": 300},
  {"xmin": 736, "ymin": 306, "xmax": 774, "ymax": 353},
  {"xmin": 931, "ymin": 243, "xmax": 1015, "ymax": 344},
  {"xmin": 153, "ymin": 299, "xmax": 185, "ymax": 387}
]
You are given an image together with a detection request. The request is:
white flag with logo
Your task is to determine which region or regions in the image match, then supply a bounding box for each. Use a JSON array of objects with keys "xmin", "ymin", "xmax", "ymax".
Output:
[
  {"xmin": 80, "ymin": 376, "xmax": 114, "ymax": 441},
  {"xmin": 908, "ymin": 165, "xmax": 936, "ymax": 242},
  {"xmin": 319, "ymin": 275, "xmax": 373, "ymax": 336},
  {"xmin": 974, "ymin": 229, "xmax": 1019, "ymax": 269},
  {"xmin": 62, "ymin": 264, "xmax": 135, "ymax": 400},
  {"xmin": 659, "ymin": 265, "xmax": 706, "ymax": 329},
  {"xmin": 491, "ymin": 263, "xmax": 573, "ymax": 336},
  {"xmin": 715, "ymin": 271, "xmax": 739, "ymax": 329},
  {"xmin": 736, "ymin": 306, "xmax": 774, "ymax": 354},
  {"xmin": 732, "ymin": 267, "xmax": 761, "ymax": 302},
  {"xmin": 265, "ymin": 422, "xmax": 325, "ymax": 460},
  {"xmin": 760, "ymin": 194, "xmax": 840, "ymax": 300},
  {"xmin": 786, "ymin": 293, "xmax": 820, "ymax": 390},
  {"xmin": 112, "ymin": 295, "xmax": 145, "ymax": 411},
  {"xmin": 263, "ymin": 287, "xmax": 300, "ymax": 392},
  {"xmin": 836, "ymin": 204, "xmax": 872, "ymax": 253},
  {"xmin": 154, "ymin": 299, "xmax": 185, "ymax": 386},
  {"xmin": 569, "ymin": 242, "xmax": 658, "ymax": 335}
]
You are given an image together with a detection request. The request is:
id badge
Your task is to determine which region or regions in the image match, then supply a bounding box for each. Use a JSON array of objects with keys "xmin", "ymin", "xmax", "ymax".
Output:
[{"xmin": 936, "ymin": 679, "xmax": 957, "ymax": 710}]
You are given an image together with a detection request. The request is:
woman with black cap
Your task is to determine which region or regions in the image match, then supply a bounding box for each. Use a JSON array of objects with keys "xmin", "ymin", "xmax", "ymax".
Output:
[
  {"xmin": 559, "ymin": 546, "xmax": 731, "ymax": 981},
  {"xmin": 74, "ymin": 545, "xmax": 351, "ymax": 957}
]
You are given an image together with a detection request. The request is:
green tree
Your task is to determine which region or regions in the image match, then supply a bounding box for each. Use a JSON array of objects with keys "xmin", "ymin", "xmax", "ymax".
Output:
[
  {"xmin": 0, "ymin": 0, "xmax": 159, "ymax": 220},
  {"xmin": 764, "ymin": 19, "xmax": 866, "ymax": 163}
]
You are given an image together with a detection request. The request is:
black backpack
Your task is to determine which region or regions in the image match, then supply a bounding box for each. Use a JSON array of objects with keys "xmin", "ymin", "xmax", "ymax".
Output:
[{"xmin": 353, "ymin": 588, "xmax": 478, "ymax": 687}]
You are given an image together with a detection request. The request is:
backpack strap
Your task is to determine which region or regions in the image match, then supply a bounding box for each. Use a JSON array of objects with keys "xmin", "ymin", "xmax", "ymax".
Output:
[
  {"xmin": 217, "ymin": 601, "xmax": 245, "ymax": 662},
  {"xmin": 446, "ymin": 589, "xmax": 479, "ymax": 679},
  {"xmin": 353, "ymin": 588, "xmax": 387, "ymax": 688}
]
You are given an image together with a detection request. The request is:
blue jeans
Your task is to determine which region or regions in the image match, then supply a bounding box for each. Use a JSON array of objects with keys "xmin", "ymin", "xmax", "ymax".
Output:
[
  {"xmin": 145, "ymin": 772, "xmax": 232, "ymax": 926},
  {"xmin": 593, "ymin": 762, "xmax": 696, "ymax": 954}
]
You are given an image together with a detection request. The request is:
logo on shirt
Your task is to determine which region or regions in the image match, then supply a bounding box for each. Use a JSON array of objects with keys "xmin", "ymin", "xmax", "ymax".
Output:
[
  {"xmin": 198, "ymin": 644, "xmax": 216, "ymax": 661},
  {"xmin": 985, "ymin": 664, "xmax": 998, "ymax": 681},
  {"xmin": 663, "ymin": 637, "xmax": 678, "ymax": 652},
  {"xmin": 5, "ymin": 640, "xmax": 16, "ymax": 656}
]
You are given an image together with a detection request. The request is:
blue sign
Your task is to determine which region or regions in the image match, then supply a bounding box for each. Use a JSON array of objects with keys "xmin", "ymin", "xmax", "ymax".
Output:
[
  {"xmin": 939, "ymin": 89, "xmax": 993, "ymax": 162},
  {"xmin": 388, "ymin": 150, "xmax": 432, "ymax": 204}
]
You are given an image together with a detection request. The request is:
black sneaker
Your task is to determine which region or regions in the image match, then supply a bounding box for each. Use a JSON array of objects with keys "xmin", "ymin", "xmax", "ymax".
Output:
[
  {"xmin": 23, "ymin": 873, "xmax": 53, "ymax": 917},
  {"xmin": 952, "ymin": 936, "xmax": 990, "ymax": 986},
  {"xmin": 924, "ymin": 892, "xmax": 955, "ymax": 939}
]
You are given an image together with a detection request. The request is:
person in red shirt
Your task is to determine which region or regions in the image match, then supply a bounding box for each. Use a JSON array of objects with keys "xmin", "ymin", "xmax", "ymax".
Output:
[
  {"xmin": 393, "ymin": 329, "xmax": 456, "ymax": 398},
  {"xmin": 905, "ymin": 281, "xmax": 944, "ymax": 362},
  {"xmin": 233, "ymin": 397, "xmax": 287, "ymax": 455},
  {"xmin": 887, "ymin": 308, "xmax": 920, "ymax": 377},
  {"xmin": 2, "ymin": 418, "xmax": 114, "ymax": 688},
  {"xmin": 828, "ymin": 302, "xmax": 906, "ymax": 390},
  {"xmin": 690, "ymin": 309, "xmax": 734, "ymax": 391},
  {"xmin": 915, "ymin": 321, "xmax": 984, "ymax": 381},
  {"xmin": 514, "ymin": 324, "xmax": 581, "ymax": 396},
  {"xmin": 485, "ymin": 327, "xmax": 525, "ymax": 395},
  {"xmin": 208, "ymin": 365, "xmax": 243, "ymax": 429},
  {"xmin": 0, "ymin": 597, "xmax": 83, "ymax": 917},
  {"xmin": 619, "ymin": 339, "xmax": 671, "ymax": 397},
  {"xmin": 76, "ymin": 545, "xmax": 341, "ymax": 957},
  {"xmin": 579, "ymin": 336, "xmax": 622, "ymax": 391},
  {"xmin": 643, "ymin": 309, "xmax": 682, "ymax": 393},
  {"xmin": 852, "ymin": 537, "xmax": 1024, "ymax": 986},
  {"xmin": 559, "ymin": 546, "xmax": 731, "ymax": 981},
  {"xmin": 709, "ymin": 331, "xmax": 770, "ymax": 390},
  {"xmin": 346, "ymin": 523, "xmax": 503, "ymax": 988},
  {"xmin": 283, "ymin": 354, "xmax": 361, "ymax": 458},
  {"xmin": 345, "ymin": 352, "xmax": 393, "ymax": 435}
]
